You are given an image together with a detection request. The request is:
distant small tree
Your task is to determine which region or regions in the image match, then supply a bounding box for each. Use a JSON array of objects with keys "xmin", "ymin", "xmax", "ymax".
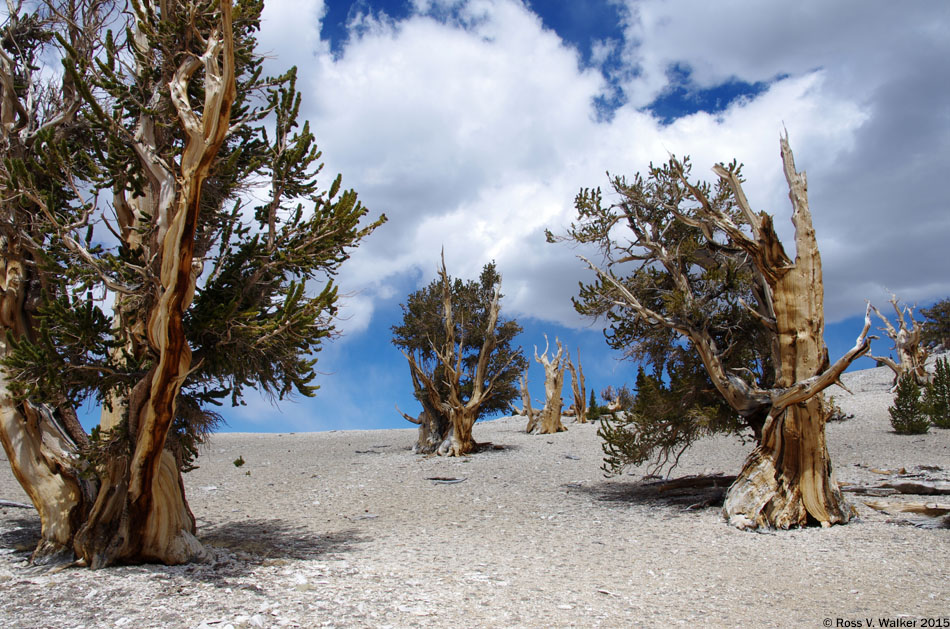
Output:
[
  {"xmin": 924, "ymin": 357, "xmax": 950, "ymax": 428},
  {"xmin": 920, "ymin": 299, "xmax": 950, "ymax": 349},
  {"xmin": 869, "ymin": 296, "xmax": 929, "ymax": 387},
  {"xmin": 889, "ymin": 375, "xmax": 930, "ymax": 435},
  {"xmin": 530, "ymin": 335, "xmax": 567, "ymax": 434},
  {"xmin": 393, "ymin": 257, "xmax": 527, "ymax": 455},
  {"xmin": 601, "ymin": 385, "xmax": 635, "ymax": 412},
  {"xmin": 587, "ymin": 389, "xmax": 601, "ymax": 421}
]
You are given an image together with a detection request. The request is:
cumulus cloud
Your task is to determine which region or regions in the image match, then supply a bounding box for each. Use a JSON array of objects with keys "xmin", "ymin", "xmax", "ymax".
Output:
[{"xmin": 265, "ymin": 0, "xmax": 948, "ymax": 338}]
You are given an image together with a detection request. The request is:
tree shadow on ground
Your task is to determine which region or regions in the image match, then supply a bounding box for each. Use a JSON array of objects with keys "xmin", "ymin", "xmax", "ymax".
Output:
[
  {"xmin": 0, "ymin": 513, "xmax": 368, "ymax": 589},
  {"xmin": 572, "ymin": 474, "xmax": 737, "ymax": 511},
  {"xmin": 475, "ymin": 442, "xmax": 517, "ymax": 453},
  {"xmin": 0, "ymin": 514, "xmax": 40, "ymax": 555},
  {"xmin": 168, "ymin": 519, "xmax": 370, "ymax": 589},
  {"xmin": 199, "ymin": 518, "xmax": 366, "ymax": 563}
]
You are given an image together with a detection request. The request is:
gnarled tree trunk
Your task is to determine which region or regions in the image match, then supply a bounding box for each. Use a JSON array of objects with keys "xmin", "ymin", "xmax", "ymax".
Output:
[
  {"xmin": 719, "ymin": 137, "xmax": 868, "ymax": 529},
  {"xmin": 0, "ymin": 1, "xmax": 102, "ymax": 566},
  {"xmin": 396, "ymin": 367, "xmax": 453, "ymax": 455},
  {"xmin": 518, "ymin": 372, "xmax": 541, "ymax": 433},
  {"xmin": 532, "ymin": 335, "xmax": 566, "ymax": 434},
  {"xmin": 0, "ymin": 347, "xmax": 93, "ymax": 565},
  {"xmin": 583, "ymin": 135, "xmax": 871, "ymax": 529}
]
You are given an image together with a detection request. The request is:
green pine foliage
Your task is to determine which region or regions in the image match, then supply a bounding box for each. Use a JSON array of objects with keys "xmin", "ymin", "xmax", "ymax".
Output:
[
  {"xmin": 552, "ymin": 158, "xmax": 773, "ymax": 475},
  {"xmin": 598, "ymin": 365, "xmax": 743, "ymax": 475},
  {"xmin": 587, "ymin": 389, "xmax": 601, "ymax": 421},
  {"xmin": 924, "ymin": 357, "xmax": 950, "ymax": 428},
  {"xmin": 920, "ymin": 299, "xmax": 950, "ymax": 349},
  {"xmin": 889, "ymin": 374, "xmax": 930, "ymax": 435}
]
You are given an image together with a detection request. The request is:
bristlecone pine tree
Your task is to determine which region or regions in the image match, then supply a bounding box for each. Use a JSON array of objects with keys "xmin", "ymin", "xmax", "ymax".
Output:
[
  {"xmin": 587, "ymin": 389, "xmax": 601, "ymax": 421},
  {"xmin": 0, "ymin": 0, "xmax": 384, "ymax": 568},
  {"xmin": 553, "ymin": 134, "xmax": 872, "ymax": 529},
  {"xmin": 869, "ymin": 296, "xmax": 930, "ymax": 388},
  {"xmin": 889, "ymin": 375, "xmax": 930, "ymax": 434},
  {"xmin": 392, "ymin": 257, "xmax": 526, "ymax": 455}
]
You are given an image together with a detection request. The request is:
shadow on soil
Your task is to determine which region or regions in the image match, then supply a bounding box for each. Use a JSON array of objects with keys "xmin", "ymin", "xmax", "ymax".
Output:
[
  {"xmin": 573, "ymin": 474, "xmax": 737, "ymax": 511},
  {"xmin": 0, "ymin": 513, "xmax": 367, "ymax": 590},
  {"xmin": 199, "ymin": 518, "xmax": 367, "ymax": 563},
  {"xmin": 0, "ymin": 514, "xmax": 40, "ymax": 554}
]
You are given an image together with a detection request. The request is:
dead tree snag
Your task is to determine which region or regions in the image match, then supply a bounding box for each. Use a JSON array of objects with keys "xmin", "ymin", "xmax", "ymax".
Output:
[{"xmin": 532, "ymin": 335, "xmax": 567, "ymax": 434}]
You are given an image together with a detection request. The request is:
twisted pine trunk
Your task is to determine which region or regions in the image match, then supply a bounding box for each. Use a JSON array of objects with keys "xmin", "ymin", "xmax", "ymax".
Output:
[
  {"xmin": 0, "ymin": 366, "xmax": 91, "ymax": 564},
  {"xmin": 73, "ymin": 2, "xmax": 236, "ymax": 566},
  {"xmin": 722, "ymin": 139, "xmax": 855, "ymax": 529}
]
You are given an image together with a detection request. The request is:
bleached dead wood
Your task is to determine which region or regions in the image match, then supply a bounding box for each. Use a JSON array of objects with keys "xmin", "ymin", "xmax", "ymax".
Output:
[
  {"xmin": 532, "ymin": 335, "xmax": 566, "ymax": 434},
  {"xmin": 566, "ymin": 348, "xmax": 587, "ymax": 423},
  {"xmin": 857, "ymin": 481, "xmax": 950, "ymax": 496}
]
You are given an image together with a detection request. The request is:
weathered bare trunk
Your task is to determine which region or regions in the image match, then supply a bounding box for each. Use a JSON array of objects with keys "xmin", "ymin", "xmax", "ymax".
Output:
[
  {"xmin": 869, "ymin": 296, "xmax": 930, "ymax": 388},
  {"xmin": 519, "ymin": 373, "xmax": 540, "ymax": 433},
  {"xmin": 399, "ymin": 408, "xmax": 451, "ymax": 455},
  {"xmin": 722, "ymin": 137, "xmax": 861, "ymax": 529},
  {"xmin": 444, "ymin": 408, "xmax": 477, "ymax": 457},
  {"xmin": 533, "ymin": 335, "xmax": 566, "ymax": 434},
  {"xmin": 566, "ymin": 348, "xmax": 587, "ymax": 423},
  {"xmin": 0, "ymin": 374, "xmax": 92, "ymax": 565},
  {"xmin": 0, "ymin": 254, "xmax": 94, "ymax": 564}
]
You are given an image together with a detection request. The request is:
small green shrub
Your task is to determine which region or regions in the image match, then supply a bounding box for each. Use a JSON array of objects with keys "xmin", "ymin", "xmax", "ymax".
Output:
[
  {"xmin": 924, "ymin": 357, "xmax": 950, "ymax": 428},
  {"xmin": 889, "ymin": 374, "xmax": 930, "ymax": 434},
  {"xmin": 588, "ymin": 389, "xmax": 602, "ymax": 421},
  {"xmin": 233, "ymin": 455, "xmax": 246, "ymax": 468}
]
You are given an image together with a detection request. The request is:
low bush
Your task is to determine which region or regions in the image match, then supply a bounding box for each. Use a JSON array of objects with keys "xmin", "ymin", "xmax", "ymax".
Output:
[{"xmin": 889, "ymin": 374, "xmax": 930, "ymax": 434}]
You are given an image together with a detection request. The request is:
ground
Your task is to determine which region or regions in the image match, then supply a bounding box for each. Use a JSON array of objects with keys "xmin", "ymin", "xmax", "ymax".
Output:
[{"xmin": 0, "ymin": 365, "xmax": 948, "ymax": 628}]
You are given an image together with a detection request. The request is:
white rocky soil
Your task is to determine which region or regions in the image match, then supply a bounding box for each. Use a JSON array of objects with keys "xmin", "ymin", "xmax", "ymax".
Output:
[{"xmin": 0, "ymin": 364, "xmax": 948, "ymax": 628}]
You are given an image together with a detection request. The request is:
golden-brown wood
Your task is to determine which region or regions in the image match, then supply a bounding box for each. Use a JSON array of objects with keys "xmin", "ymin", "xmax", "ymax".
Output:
[
  {"xmin": 74, "ymin": 1, "xmax": 236, "ymax": 566},
  {"xmin": 533, "ymin": 335, "xmax": 567, "ymax": 434},
  {"xmin": 566, "ymin": 348, "xmax": 587, "ymax": 424}
]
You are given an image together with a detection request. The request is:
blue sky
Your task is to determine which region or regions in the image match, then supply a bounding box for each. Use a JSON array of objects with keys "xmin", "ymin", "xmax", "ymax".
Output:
[{"xmin": 87, "ymin": 0, "xmax": 950, "ymax": 433}]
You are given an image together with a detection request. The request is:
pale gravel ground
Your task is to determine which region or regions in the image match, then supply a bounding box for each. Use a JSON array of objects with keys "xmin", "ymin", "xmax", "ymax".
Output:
[{"xmin": 0, "ymin": 363, "xmax": 948, "ymax": 628}]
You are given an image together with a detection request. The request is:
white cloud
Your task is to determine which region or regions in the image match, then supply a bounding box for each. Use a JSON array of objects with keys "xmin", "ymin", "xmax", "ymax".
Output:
[{"xmin": 260, "ymin": 0, "xmax": 949, "ymax": 338}]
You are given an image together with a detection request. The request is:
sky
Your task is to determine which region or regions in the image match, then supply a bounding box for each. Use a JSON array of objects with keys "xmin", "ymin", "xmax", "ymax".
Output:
[{"xmin": 102, "ymin": 0, "xmax": 950, "ymax": 433}]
